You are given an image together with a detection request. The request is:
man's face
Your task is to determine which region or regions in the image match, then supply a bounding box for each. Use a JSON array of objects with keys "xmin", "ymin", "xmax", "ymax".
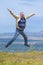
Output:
[{"xmin": 20, "ymin": 12, "xmax": 25, "ymax": 18}]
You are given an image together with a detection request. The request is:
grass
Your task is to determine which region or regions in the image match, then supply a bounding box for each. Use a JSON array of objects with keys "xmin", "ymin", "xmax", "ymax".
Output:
[{"xmin": 0, "ymin": 51, "xmax": 43, "ymax": 65}]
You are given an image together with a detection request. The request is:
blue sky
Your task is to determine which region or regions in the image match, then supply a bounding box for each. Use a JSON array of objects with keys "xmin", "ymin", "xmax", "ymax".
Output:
[{"xmin": 0, "ymin": 0, "xmax": 43, "ymax": 33}]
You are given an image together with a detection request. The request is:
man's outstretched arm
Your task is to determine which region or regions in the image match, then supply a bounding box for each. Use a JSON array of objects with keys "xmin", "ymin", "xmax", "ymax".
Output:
[
  {"xmin": 25, "ymin": 13, "xmax": 35, "ymax": 19},
  {"xmin": 7, "ymin": 8, "xmax": 19, "ymax": 19}
]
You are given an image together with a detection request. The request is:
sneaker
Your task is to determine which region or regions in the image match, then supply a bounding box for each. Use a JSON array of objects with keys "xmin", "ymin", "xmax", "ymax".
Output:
[
  {"xmin": 5, "ymin": 45, "xmax": 8, "ymax": 48},
  {"xmin": 24, "ymin": 44, "xmax": 30, "ymax": 47}
]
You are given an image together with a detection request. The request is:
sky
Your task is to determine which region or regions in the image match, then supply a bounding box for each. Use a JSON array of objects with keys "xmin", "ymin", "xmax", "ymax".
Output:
[{"xmin": 0, "ymin": 0, "xmax": 43, "ymax": 33}]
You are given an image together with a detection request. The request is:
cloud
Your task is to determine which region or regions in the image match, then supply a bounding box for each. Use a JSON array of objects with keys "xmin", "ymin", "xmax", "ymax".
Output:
[{"xmin": 20, "ymin": 0, "xmax": 43, "ymax": 2}]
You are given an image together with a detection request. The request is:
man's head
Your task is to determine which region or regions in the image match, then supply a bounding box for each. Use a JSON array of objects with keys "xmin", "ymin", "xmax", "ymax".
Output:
[{"xmin": 20, "ymin": 12, "xmax": 25, "ymax": 18}]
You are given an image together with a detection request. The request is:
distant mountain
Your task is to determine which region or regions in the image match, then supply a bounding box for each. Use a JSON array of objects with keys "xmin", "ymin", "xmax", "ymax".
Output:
[
  {"xmin": 27, "ymin": 32, "xmax": 43, "ymax": 37},
  {"xmin": 0, "ymin": 32, "xmax": 43, "ymax": 37},
  {"xmin": 0, "ymin": 33, "xmax": 14, "ymax": 36},
  {"xmin": 40, "ymin": 31, "xmax": 43, "ymax": 33}
]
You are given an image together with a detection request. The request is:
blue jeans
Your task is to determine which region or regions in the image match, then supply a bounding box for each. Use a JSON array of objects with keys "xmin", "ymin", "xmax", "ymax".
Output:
[{"xmin": 6, "ymin": 28, "xmax": 28, "ymax": 47}]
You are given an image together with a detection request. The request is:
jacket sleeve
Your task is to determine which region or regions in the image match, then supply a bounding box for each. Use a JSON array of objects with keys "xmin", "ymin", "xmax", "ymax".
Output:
[
  {"xmin": 7, "ymin": 9, "xmax": 19, "ymax": 19},
  {"xmin": 25, "ymin": 13, "xmax": 35, "ymax": 19}
]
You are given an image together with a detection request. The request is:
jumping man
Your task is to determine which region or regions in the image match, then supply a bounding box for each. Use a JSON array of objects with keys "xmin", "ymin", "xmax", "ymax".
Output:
[{"xmin": 5, "ymin": 8, "xmax": 35, "ymax": 48}]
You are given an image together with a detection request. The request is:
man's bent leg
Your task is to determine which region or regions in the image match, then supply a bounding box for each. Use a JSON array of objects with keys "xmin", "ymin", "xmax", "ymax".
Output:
[
  {"xmin": 5, "ymin": 29, "xmax": 19, "ymax": 48},
  {"xmin": 20, "ymin": 31, "xmax": 30, "ymax": 47}
]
